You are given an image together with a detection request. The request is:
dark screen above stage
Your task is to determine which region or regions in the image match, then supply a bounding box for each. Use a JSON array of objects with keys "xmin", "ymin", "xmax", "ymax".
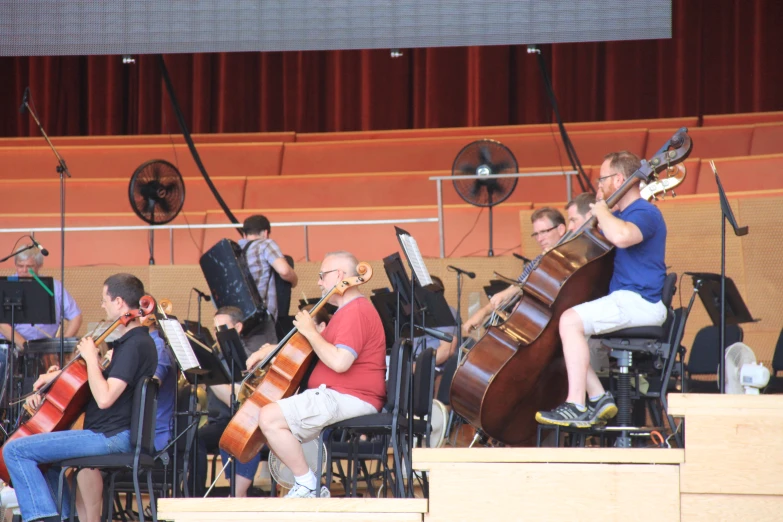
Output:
[{"xmin": 0, "ymin": 0, "xmax": 671, "ymax": 57}]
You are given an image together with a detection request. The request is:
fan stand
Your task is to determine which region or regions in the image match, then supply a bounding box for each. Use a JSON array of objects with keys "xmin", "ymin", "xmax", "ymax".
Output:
[
  {"xmin": 487, "ymin": 192, "xmax": 494, "ymax": 257},
  {"xmin": 148, "ymin": 229, "xmax": 155, "ymax": 265}
]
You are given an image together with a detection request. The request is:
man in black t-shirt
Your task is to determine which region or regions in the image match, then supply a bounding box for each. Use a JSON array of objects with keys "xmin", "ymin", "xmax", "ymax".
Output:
[{"xmin": 3, "ymin": 273, "xmax": 157, "ymax": 522}]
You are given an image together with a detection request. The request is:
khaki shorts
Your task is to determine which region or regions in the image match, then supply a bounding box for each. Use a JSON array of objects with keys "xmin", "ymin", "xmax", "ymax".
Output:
[
  {"xmin": 572, "ymin": 290, "xmax": 667, "ymax": 337},
  {"xmin": 277, "ymin": 385, "xmax": 378, "ymax": 443}
]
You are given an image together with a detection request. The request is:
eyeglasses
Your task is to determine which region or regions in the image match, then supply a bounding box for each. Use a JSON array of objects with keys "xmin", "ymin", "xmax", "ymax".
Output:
[
  {"xmin": 597, "ymin": 173, "xmax": 620, "ymax": 184},
  {"xmin": 530, "ymin": 226, "xmax": 558, "ymax": 238},
  {"xmin": 318, "ymin": 269, "xmax": 339, "ymax": 280}
]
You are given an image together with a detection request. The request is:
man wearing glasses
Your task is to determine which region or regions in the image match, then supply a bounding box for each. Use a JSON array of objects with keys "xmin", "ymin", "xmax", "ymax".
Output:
[
  {"xmin": 462, "ymin": 207, "xmax": 567, "ymax": 334},
  {"xmin": 247, "ymin": 251, "xmax": 386, "ymax": 498},
  {"xmin": 536, "ymin": 151, "xmax": 667, "ymax": 428}
]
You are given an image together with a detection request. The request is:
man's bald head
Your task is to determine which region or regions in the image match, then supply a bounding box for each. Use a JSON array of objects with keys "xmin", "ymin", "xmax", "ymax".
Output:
[{"xmin": 322, "ymin": 251, "xmax": 359, "ymax": 276}]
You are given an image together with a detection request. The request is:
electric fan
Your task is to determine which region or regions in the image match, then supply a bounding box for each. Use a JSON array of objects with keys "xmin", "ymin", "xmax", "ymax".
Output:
[
  {"xmin": 725, "ymin": 342, "xmax": 770, "ymax": 394},
  {"xmin": 452, "ymin": 139, "xmax": 518, "ymax": 256},
  {"xmin": 269, "ymin": 439, "xmax": 329, "ymax": 496},
  {"xmin": 128, "ymin": 159, "xmax": 186, "ymax": 264}
]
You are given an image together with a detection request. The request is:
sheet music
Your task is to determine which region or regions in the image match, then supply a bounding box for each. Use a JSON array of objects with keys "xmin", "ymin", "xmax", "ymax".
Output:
[
  {"xmin": 397, "ymin": 232, "xmax": 433, "ymax": 286},
  {"xmin": 159, "ymin": 318, "xmax": 201, "ymax": 371}
]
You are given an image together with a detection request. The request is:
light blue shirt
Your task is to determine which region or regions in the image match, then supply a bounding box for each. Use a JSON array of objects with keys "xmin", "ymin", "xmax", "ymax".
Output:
[{"xmin": 0, "ymin": 279, "xmax": 81, "ymax": 341}]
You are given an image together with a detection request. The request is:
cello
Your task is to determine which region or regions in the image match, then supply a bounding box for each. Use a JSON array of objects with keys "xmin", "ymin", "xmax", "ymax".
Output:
[
  {"xmin": 450, "ymin": 130, "xmax": 692, "ymax": 446},
  {"xmin": 0, "ymin": 295, "xmax": 155, "ymax": 483},
  {"xmin": 220, "ymin": 262, "xmax": 373, "ymax": 464}
]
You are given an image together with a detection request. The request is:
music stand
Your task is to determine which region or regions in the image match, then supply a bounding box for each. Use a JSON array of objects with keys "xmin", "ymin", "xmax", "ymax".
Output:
[
  {"xmin": 683, "ymin": 272, "xmax": 756, "ymax": 393},
  {"xmin": 369, "ymin": 289, "xmax": 399, "ymax": 352},
  {"xmin": 0, "ymin": 276, "xmax": 55, "ymax": 432},
  {"xmin": 214, "ymin": 326, "xmax": 248, "ymax": 497},
  {"xmin": 709, "ymin": 161, "xmax": 750, "ymax": 393}
]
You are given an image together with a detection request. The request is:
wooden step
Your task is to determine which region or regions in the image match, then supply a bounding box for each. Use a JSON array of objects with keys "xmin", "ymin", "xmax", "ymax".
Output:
[{"xmin": 158, "ymin": 498, "xmax": 427, "ymax": 522}]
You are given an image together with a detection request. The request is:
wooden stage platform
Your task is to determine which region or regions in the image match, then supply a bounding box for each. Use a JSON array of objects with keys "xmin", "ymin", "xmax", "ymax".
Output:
[{"xmin": 158, "ymin": 394, "xmax": 783, "ymax": 522}]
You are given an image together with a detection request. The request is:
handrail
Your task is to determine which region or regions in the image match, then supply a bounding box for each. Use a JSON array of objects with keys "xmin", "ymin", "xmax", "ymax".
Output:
[
  {"xmin": 429, "ymin": 170, "xmax": 577, "ymax": 257},
  {"xmin": 0, "ymin": 218, "xmax": 438, "ymax": 264}
]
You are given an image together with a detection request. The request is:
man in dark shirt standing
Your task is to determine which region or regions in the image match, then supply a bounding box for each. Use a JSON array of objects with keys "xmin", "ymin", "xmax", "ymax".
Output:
[{"xmin": 3, "ymin": 273, "xmax": 157, "ymax": 522}]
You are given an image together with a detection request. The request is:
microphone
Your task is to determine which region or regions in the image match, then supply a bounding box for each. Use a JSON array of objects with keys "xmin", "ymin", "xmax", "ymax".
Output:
[
  {"xmin": 29, "ymin": 236, "xmax": 49, "ymax": 256},
  {"xmin": 18, "ymin": 87, "xmax": 29, "ymax": 115},
  {"xmin": 193, "ymin": 287, "xmax": 212, "ymax": 302},
  {"xmin": 414, "ymin": 324, "xmax": 453, "ymax": 343},
  {"xmin": 513, "ymin": 253, "xmax": 532, "ymax": 264},
  {"xmin": 447, "ymin": 265, "xmax": 476, "ymax": 279}
]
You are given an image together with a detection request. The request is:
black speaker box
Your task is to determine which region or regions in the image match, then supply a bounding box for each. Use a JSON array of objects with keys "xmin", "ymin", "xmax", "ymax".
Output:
[{"xmin": 199, "ymin": 238, "xmax": 265, "ymax": 331}]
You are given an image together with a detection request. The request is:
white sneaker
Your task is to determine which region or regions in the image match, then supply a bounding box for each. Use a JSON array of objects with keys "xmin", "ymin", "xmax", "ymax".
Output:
[{"xmin": 285, "ymin": 482, "xmax": 317, "ymax": 498}]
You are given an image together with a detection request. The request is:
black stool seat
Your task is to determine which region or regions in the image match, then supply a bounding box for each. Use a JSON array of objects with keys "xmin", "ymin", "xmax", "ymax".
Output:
[{"xmin": 596, "ymin": 325, "xmax": 664, "ymax": 340}]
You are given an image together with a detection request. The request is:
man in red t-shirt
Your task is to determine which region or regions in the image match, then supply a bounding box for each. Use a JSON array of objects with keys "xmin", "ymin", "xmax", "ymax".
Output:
[{"xmin": 252, "ymin": 251, "xmax": 386, "ymax": 498}]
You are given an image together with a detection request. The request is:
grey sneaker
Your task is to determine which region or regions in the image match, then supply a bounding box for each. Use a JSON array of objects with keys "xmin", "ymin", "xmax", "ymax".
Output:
[
  {"xmin": 285, "ymin": 482, "xmax": 317, "ymax": 498},
  {"xmin": 535, "ymin": 402, "xmax": 591, "ymax": 428},
  {"xmin": 588, "ymin": 392, "xmax": 618, "ymax": 425}
]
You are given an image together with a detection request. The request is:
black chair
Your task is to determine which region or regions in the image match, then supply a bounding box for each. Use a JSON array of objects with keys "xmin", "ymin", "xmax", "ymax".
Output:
[
  {"xmin": 110, "ymin": 382, "xmax": 202, "ymax": 519},
  {"xmin": 685, "ymin": 324, "xmax": 744, "ymax": 393},
  {"xmin": 593, "ymin": 273, "xmax": 679, "ymax": 448},
  {"xmin": 764, "ymin": 328, "xmax": 783, "ymax": 393},
  {"xmin": 316, "ymin": 340, "xmax": 436, "ymax": 498},
  {"xmin": 57, "ymin": 377, "xmax": 159, "ymax": 522},
  {"xmin": 316, "ymin": 338, "xmax": 411, "ymax": 498}
]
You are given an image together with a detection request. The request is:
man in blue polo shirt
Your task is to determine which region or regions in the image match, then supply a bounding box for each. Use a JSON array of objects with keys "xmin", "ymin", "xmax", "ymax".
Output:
[{"xmin": 536, "ymin": 150, "xmax": 667, "ymax": 428}]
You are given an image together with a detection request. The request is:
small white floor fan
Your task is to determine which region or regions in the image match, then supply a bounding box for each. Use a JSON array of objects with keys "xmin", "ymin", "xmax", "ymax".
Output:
[
  {"xmin": 269, "ymin": 439, "xmax": 329, "ymax": 496},
  {"xmin": 725, "ymin": 342, "xmax": 770, "ymax": 394}
]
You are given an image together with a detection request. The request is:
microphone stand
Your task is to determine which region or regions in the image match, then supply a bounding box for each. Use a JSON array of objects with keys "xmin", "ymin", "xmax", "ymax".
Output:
[
  {"xmin": 21, "ymin": 89, "xmax": 71, "ymax": 369},
  {"xmin": 443, "ymin": 269, "xmax": 466, "ymax": 442}
]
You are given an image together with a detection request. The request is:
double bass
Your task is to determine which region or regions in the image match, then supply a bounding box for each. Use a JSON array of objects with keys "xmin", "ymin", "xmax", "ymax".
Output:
[
  {"xmin": 450, "ymin": 130, "xmax": 692, "ymax": 446},
  {"xmin": 220, "ymin": 262, "xmax": 373, "ymax": 463},
  {"xmin": 0, "ymin": 296, "xmax": 156, "ymax": 483}
]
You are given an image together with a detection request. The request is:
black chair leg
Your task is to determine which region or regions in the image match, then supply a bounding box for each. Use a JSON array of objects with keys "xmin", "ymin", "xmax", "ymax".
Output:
[
  {"xmin": 56, "ymin": 467, "xmax": 68, "ymax": 520},
  {"xmin": 107, "ymin": 472, "xmax": 118, "ymax": 522},
  {"xmin": 146, "ymin": 469, "xmax": 158, "ymax": 522},
  {"xmin": 133, "ymin": 469, "xmax": 145, "ymax": 522},
  {"xmin": 69, "ymin": 469, "xmax": 78, "ymax": 522}
]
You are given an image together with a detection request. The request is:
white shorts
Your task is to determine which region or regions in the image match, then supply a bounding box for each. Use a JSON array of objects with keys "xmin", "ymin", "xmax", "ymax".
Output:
[
  {"xmin": 277, "ymin": 385, "xmax": 378, "ymax": 443},
  {"xmin": 571, "ymin": 290, "xmax": 666, "ymax": 337}
]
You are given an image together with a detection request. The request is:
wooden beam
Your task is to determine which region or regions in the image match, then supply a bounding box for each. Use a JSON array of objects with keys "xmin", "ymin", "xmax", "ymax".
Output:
[
  {"xmin": 412, "ymin": 447, "xmax": 683, "ymax": 467},
  {"xmin": 158, "ymin": 498, "xmax": 427, "ymax": 513}
]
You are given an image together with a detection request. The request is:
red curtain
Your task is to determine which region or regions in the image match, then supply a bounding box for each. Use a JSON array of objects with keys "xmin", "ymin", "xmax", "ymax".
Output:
[{"xmin": 2, "ymin": 0, "xmax": 782, "ymax": 138}]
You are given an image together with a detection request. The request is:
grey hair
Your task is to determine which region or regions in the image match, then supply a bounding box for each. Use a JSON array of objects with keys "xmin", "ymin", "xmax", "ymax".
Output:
[
  {"xmin": 323, "ymin": 251, "xmax": 359, "ymax": 276},
  {"xmin": 15, "ymin": 244, "xmax": 44, "ymax": 267}
]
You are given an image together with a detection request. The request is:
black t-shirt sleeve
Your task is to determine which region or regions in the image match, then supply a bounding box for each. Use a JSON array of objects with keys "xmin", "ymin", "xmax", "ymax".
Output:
[{"xmin": 106, "ymin": 342, "xmax": 141, "ymax": 384}]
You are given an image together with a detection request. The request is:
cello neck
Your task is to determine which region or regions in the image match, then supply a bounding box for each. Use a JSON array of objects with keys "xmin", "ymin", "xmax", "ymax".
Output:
[{"xmin": 241, "ymin": 288, "xmax": 338, "ymax": 385}]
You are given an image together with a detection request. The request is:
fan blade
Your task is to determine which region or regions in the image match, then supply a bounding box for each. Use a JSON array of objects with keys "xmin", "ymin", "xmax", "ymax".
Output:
[
  {"xmin": 460, "ymin": 164, "xmax": 478, "ymax": 175},
  {"xmin": 478, "ymin": 145, "xmax": 493, "ymax": 166},
  {"xmin": 490, "ymin": 161, "xmax": 512, "ymax": 173},
  {"xmin": 158, "ymin": 198, "xmax": 171, "ymax": 214}
]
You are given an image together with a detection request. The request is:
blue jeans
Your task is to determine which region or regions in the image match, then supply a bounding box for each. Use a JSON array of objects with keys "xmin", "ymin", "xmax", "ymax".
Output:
[
  {"xmin": 3, "ymin": 429, "xmax": 131, "ymax": 522},
  {"xmin": 219, "ymin": 448, "xmax": 261, "ymax": 481}
]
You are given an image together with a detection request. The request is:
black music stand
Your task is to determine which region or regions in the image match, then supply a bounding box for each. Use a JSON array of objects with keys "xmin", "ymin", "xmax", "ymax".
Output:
[
  {"xmin": 214, "ymin": 326, "xmax": 247, "ymax": 497},
  {"xmin": 0, "ymin": 276, "xmax": 55, "ymax": 434},
  {"xmin": 370, "ymin": 289, "xmax": 399, "ymax": 352},
  {"xmin": 711, "ymin": 162, "xmax": 750, "ymax": 393},
  {"xmin": 181, "ymin": 336, "xmax": 229, "ymax": 497},
  {"xmin": 683, "ymin": 272, "xmax": 756, "ymax": 393}
]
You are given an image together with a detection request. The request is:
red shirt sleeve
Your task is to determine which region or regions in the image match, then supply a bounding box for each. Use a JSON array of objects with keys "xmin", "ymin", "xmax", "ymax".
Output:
[{"xmin": 323, "ymin": 309, "xmax": 364, "ymax": 358}]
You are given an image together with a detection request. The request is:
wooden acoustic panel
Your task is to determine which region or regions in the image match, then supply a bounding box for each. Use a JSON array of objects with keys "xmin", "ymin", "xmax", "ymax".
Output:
[{"xmin": 423, "ymin": 462, "xmax": 679, "ymax": 522}]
